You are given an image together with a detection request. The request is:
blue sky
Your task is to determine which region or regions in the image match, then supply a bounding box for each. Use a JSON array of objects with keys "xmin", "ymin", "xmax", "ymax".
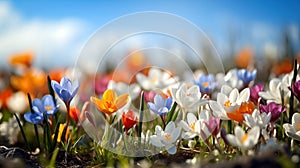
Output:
[{"xmin": 1, "ymin": 0, "xmax": 299, "ymax": 69}]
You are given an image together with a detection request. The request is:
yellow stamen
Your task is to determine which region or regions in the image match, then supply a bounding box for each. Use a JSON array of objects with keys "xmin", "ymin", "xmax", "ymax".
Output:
[
  {"xmin": 202, "ymin": 82, "xmax": 210, "ymax": 88},
  {"xmin": 151, "ymin": 77, "xmax": 158, "ymax": 83},
  {"xmin": 186, "ymin": 93, "xmax": 191, "ymax": 96},
  {"xmin": 298, "ymin": 124, "xmax": 300, "ymax": 130},
  {"xmin": 45, "ymin": 106, "xmax": 52, "ymax": 111},
  {"xmin": 241, "ymin": 134, "xmax": 249, "ymax": 143},
  {"xmin": 224, "ymin": 100, "xmax": 231, "ymax": 108},
  {"xmin": 164, "ymin": 133, "xmax": 171, "ymax": 142},
  {"xmin": 189, "ymin": 123, "xmax": 195, "ymax": 131}
]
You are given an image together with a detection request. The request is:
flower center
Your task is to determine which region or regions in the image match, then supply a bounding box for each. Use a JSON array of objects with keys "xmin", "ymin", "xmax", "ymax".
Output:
[
  {"xmin": 224, "ymin": 100, "xmax": 232, "ymax": 108},
  {"xmin": 202, "ymin": 82, "xmax": 210, "ymax": 88},
  {"xmin": 241, "ymin": 133, "xmax": 249, "ymax": 143},
  {"xmin": 151, "ymin": 77, "xmax": 158, "ymax": 83},
  {"xmin": 164, "ymin": 133, "xmax": 171, "ymax": 142},
  {"xmin": 45, "ymin": 106, "xmax": 52, "ymax": 111},
  {"xmin": 186, "ymin": 93, "xmax": 191, "ymax": 96},
  {"xmin": 189, "ymin": 123, "xmax": 195, "ymax": 131},
  {"xmin": 298, "ymin": 124, "xmax": 300, "ymax": 130}
]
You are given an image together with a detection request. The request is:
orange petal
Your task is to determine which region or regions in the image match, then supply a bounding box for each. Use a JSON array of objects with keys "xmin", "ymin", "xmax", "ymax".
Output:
[
  {"xmin": 103, "ymin": 89, "xmax": 117, "ymax": 102},
  {"xmin": 90, "ymin": 96, "xmax": 106, "ymax": 111},
  {"xmin": 115, "ymin": 94, "xmax": 130, "ymax": 109}
]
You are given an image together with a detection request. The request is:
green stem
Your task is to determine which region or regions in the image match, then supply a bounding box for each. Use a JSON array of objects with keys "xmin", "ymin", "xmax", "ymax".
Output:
[
  {"xmin": 34, "ymin": 124, "xmax": 41, "ymax": 149},
  {"xmin": 138, "ymin": 91, "xmax": 145, "ymax": 138},
  {"xmin": 289, "ymin": 59, "xmax": 298, "ymax": 123},
  {"xmin": 14, "ymin": 113, "xmax": 30, "ymax": 150}
]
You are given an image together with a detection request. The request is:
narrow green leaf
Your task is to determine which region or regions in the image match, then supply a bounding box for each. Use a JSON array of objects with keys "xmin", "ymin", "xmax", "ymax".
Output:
[
  {"xmin": 166, "ymin": 102, "xmax": 177, "ymax": 124},
  {"xmin": 138, "ymin": 91, "xmax": 144, "ymax": 137}
]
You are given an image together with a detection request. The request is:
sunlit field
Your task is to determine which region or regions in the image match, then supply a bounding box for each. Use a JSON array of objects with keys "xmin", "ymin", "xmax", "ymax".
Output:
[{"xmin": 0, "ymin": 1, "xmax": 300, "ymax": 167}]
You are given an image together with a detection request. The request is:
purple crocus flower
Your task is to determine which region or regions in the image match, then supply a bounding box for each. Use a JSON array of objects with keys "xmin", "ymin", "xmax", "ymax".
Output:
[
  {"xmin": 250, "ymin": 83, "xmax": 264, "ymax": 103},
  {"xmin": 147, "ymin": 94, "xmax": 173, "ymax": 115},
  {"xmin": 205, "ymin": 116, "xmax": 220, "ymax": 136},
  {"xmin": 289, "ymin": 80, "xmax": 300, "ymax": 101},
  {"xmin": 51, "ymin": 77, "xmax": 79, "ymax": 105},
  {"xmin": 144, "ymin": 90, "xmax": 157, "ymax": 103},
  {"xmin": 24, "ymin": 94, "xmax": 60, "ymax": 124},
  {"xmin": 194, "ymin": 74, "xmax": 215, "ymax": 93},
  {"xmin": 94, "ymin": 75, "xmax": 110, "ymax": 95},
  {"xmin": 260, "ymin": 102, "xmax": 286, "ymax": 122},
  {"xmin": 236, "ymin": 69, "xmax": 257, "ymax": 84}
]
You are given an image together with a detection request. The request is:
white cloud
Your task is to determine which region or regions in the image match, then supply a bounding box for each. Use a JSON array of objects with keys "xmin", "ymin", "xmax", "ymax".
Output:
[{"xmin": 0, "ymin": 2, "xmax": 86, "ymax": 69}]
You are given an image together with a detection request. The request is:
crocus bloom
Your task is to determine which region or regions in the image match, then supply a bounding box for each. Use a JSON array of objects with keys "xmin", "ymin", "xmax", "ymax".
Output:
[
  {"xmin": 179, "ymin": 113, "xmax": 202, "ymax": 139},
  {"xmin": 122, "ymin": 110, "xmax": 138, "ymax": 129},
  {"xmin": 209, "ymin": 86, "xmax": 250, "ymax": 120},
  {"xmin": 249, "ymin": 83, "xmax": 264, "ymax": 103},
  {"xmin": 147, "ymin": 94, "xmax": 173, "ymax": 115},
  {"xmin": 204, "ymin": 116, "xmax": 220, "ymax": 136},
  {"xmin": 136, "ymin": 67, "xmax": 178, "ymax": 90},
  {"xmin": 24, "ymin": 94, "xmax": 60, "ymax": 124},
  {"xmin": 90, "ymin": 89, "xmax": 130, "ymax": 115},
  {"xmin": 150, "ymin": 121, "xmax": 181, "ymax": 154},
  {"xmin": 54, "ymin": 123, "xmax": 70, "ymax": 143},
  {"xmin": 226, "ymin": 126, "xmax": 260, "ymax": 149},
  {"xmin": 244, "ymin": 109, "xmax": 271, "ymax": 129},
  {"xmin": 70, "ymin": 106, "xmax": 80, "ymax": 123},
  {"xmin": 179, "ymin": 113, "xmax": 210, "ymax": 140},
  {"xmin": 0, "ymin": 115, "xmax": 20, "ymax": 144},
  {"xmin": 94, "ymin": 75, "xmax": 111, "ymax": 95},
  {"xmin": 194, "ymin": 74, "xmax": 215, "ymax": 93},
  {"xmin": 171, "ymin": 83, "xmax": 206, "ymax": 113},
  {"xmin": 258, "ymin": 78, "xmax": 282, "ymax": 104},
  {"xmin": 289, "ymin": 80, "xmax": 300, "ymax": 102},
  {"xmin": 107, "ymin": 80, "xmax": 141, "ymax": 100},
  {"xmin": 7, "ymin": 91, "xmax": 28, "ymax": 113},
  {"xmin": 0, "ymin": 88, "xmax": 13, "ymax": 109},
  {"xmin": 144, "ymin": 90, "xmax": 157, "ymax": 102},
  {"xmin": 236, "ymin": 69, "xmax": 257, "ymax": 84},
  {"xmin": 9, "ymin": 52, "xmax": 34, "ymax": 67},
  {"xmin": 51, "ymin": 77, "xmax": 79, "ymax": 105},
  {"xmin": 259, "ymin": 102, "xmax": 286, "ymax": 122},
  {"xmin": 227, "ymin": 102, "xmax": 255, "ymax": 123},
  {"xmin": 283, "ymin": 113, "xmax": 300, "ymax": 141}
]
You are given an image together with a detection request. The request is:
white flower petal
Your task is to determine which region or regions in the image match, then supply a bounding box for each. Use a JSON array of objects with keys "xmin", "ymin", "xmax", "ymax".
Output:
[
  {"xmin": 166, "ymin": 145, "xmax": 177, "ymax": 154},
  {"xmin": 187, "ymin": 113, "xmax": 197, "ymax": 125},
  {"xmin": 150, "ymin": 135, "xmax": 164, "ymax": 147}
]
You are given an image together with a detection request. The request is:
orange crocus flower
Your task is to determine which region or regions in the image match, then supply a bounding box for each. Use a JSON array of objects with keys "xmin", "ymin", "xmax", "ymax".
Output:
[
  {"xmin": 10, "ymin": 68, "xmax": 47, "ymax": 97},
  {"xmin": 0, "ymin": 88, "xmax": 13, "ymax": 109},
  {"xmin": 9, "ymin": 52, "xmax": 34, "ymax": 67},
  {"xmin": 90, "ymin": 89, "xmax": 129, "ymax": 115},
  {"xmin": 227, "ymin": 102, "xmax": 255, "ymax": 123}
]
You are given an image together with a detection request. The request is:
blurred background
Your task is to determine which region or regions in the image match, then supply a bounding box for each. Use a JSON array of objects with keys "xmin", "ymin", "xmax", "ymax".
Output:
[{"xmin": 0, "ymin": 0, "xmax": 300, "ymax": 78}]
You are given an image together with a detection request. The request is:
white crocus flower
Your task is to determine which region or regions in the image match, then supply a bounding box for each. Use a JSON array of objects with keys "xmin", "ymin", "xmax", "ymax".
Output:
[
  {"xmin": 180, "ymin": 112, "xmax": 211, "ymax": 141},
  {"xmin": 107, "ymin": 80, "xmax": 141, "ymax": 100},
  {"xmin": 244, "ymin": 109, "xmax": 271, "ymax": 129},
  {"xmin": 283, "ymin": 113, "xmax": 300, "ymax": 141},
  {"xmin": 226, "ymin": 126, "xmax": 260, "ymax": 149},
  {"xmin": 7, "ymin": 91, "xmax": 28, "ymax": 114},
  {"xmin": 136, "ymin": 68, "xmax": 178, "ymax": 90},
  {"xmin": 150, "ymin": 121, "xmax": 181, "ymax": 154},
  {"xmin": 209, "ymin": 86, "xmax": 249, "ymax": 120},
  {"xmin": 171, "ymin": 83, "xmax": 207, "ymax": 114},
  {"xmin": 0, "ymin": 115, "xmax": 21, "ymax": 144},
  {"xmin": 258, "ymin": 78, "xmax": 282, "ymax": 104},
  {"xmin": 216, "ymin": 69, "xmax": 243, "ymax": 90},
  {"xmin": 179, "ymin": 113, "xmax": 202, "ymax": 139}
]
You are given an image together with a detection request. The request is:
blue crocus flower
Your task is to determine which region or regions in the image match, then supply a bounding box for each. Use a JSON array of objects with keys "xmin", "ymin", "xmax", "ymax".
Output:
[
  {"xmin": 24, "ymin": 94, "xmax": 60, "ymax": 124},
  {"xmin": 147, "ymin": 94, "xmax": 173, "ymax": 115},
  {"xmin": 194, "ymin": 74, "xmax": 215, "ymax": 93},
  {"xmin": 236, "ymin": 69, "xmax": 257, "ymax": 84},
  {"xmin": 51, "ymin": 77, "xmax": 79, "ymax": 105}
]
